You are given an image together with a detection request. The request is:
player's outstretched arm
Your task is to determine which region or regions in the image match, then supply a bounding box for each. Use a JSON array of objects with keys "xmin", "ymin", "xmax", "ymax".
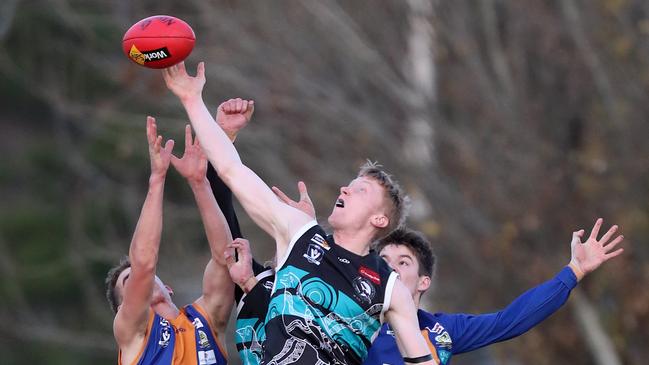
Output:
[
  {"xmin": 162, "ymin": 63, "xmax": 311, "ymax": 258},
  {"xmin": 171, "ymin": 125, "xmax": 234, "ymax": 334},
  {"xmin": 385, "ymin": 280, "xmax": 436, "ymax": 365},
  {"xmin": 114, "ymin": 117, "xmax": 174, "ymax": 347},
  {"xmin": 205, "ymin": 96, "xmax": 254, "ymax": 240},
  {"xmin": 448, "ymin": 218, "xmax": 625, "ymax": 354}
]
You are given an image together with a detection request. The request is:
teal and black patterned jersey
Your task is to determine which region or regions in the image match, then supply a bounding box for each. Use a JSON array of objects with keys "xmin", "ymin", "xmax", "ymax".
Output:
[
  {"xmin": 262, "ymin": 222, "xmax": 397, "ymax": 365},
  {"xmin": 234, "ymin": 261, "xmax": 274, "ymax": 365}
]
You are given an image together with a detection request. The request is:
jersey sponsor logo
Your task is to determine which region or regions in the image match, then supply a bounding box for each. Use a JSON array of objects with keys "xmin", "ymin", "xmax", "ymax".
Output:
[
  {"xmin": 193, "ymin": 317, "xmax": 205, "ymax": 329},
  {"xmin": 303, "ymin": 243, "xmax": 324, "ymax": 265},
  {"xmin": 198, "ymin": 349, "xmax": 218, "ymax": 365},
  {"xmin": 338, "ymin": 257, "xmax": 350, "ymax": 264},
  {"xmin": 359, "ymin": 266, "xmax": 381, "ymax": 285},
  {"xmin": 435, "ymin": 331, "xmax": 452, "ymax": 348},
  {"xmin": 158, "ymin": 318, "xmax": 172, "ymax": 348},
  {"xmin": 352, "ymin": 276, "xmax": 376, "ymax": 304},
  {"xmin": 310, "ymin": 233, "xmax": 331, "ymax": 250}
]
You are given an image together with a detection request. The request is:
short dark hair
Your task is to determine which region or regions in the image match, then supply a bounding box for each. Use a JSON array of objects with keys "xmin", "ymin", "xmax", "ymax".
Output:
[
  {"xmin": 105, "ymin": 256, "xmax": 131, "ymax": 314},
  {"xmin": 357, "ymin": 161, "xmax": 410, "ymax": 239},
  {"xmin": 375, "ymin": 228, "xmax": 435, "ymax": 278}
]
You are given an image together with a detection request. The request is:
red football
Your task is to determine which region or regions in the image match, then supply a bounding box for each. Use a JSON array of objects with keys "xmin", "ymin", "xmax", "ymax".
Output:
[{"xmin": 122, "ymin": 15, "xmax": 195, "ymax": 69}]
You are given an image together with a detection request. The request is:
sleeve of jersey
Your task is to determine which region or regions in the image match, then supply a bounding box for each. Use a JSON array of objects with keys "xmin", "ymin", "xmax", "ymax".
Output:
[
  {"xmin": 446, "ymin": 266, "xmax": 578, "ymax": 354},
  {"xmin": 207, "ymin": 162, "xmax": 243, "ymax": 239}
]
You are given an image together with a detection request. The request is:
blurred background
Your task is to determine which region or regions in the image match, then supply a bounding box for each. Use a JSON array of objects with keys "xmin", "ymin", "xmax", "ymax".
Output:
[{"xmin": 1, "ymin": 0, "xmax": 648, "ymax": 364}]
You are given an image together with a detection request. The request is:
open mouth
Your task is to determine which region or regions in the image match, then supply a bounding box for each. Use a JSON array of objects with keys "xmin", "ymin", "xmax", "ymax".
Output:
[{"xmin": 335, "ymin": 198, "xmax": 345, "ymax": 208}]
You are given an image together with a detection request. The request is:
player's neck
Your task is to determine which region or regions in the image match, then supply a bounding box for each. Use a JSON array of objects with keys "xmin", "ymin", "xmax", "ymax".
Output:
[
  {"xmin": 413, "ymin": 293, "xmax": 422, "ymax": 309},
  {"xmin": 332, "ymin": 229, "xmax": 373, "ymax": 256}
]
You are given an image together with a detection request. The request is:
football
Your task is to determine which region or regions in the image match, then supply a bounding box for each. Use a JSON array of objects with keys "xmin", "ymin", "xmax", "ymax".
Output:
[{"xmin": 122, "ymin": 15, "xmax": 195, "ymax": 69}]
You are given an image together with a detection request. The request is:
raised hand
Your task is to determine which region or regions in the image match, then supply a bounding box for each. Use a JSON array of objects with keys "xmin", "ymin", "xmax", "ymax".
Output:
[
  {"xmin": 146, "ymin": 116, "xmax": 174, "ymax": 179},
  {"xmin": 224, "ymin": 238, "xmax": 256, "ymax": 291},
  {"xmin": 272, "ymin": 181, "xmax": 316, "ymax": 219},
  {"xmin": 569, "ymin": 218, "xmax": 624, "ymax": 280},
  {"xmin": 171, "ymin": 124, "xmax": 207, "ymax": 184},
  {"xmin": 162, "ymin": 61, "xmax": 206, "ymax": 103},
  {"xmin": 215, "ymin": 98, "xmax": 255, "ymax": 142}
]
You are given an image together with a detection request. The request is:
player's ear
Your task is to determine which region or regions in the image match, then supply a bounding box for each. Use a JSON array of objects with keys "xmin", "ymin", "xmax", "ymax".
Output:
[
  {"xmin": 417, "ymin": 275, "xmax": 431, "ymax": 293},
  {"xmin": 371, "ymin": 214, "xmax": 389, "ymax": 229}
]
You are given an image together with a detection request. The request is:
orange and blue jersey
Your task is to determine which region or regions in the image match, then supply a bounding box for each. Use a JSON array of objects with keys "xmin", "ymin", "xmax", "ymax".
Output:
[
  {"xmin": 119, "ymin": 303, "xmax": 227, "ymax": 365},
  {"xmin": 364, "ymin": 266, "xmax": 578, "ymax": 365}
]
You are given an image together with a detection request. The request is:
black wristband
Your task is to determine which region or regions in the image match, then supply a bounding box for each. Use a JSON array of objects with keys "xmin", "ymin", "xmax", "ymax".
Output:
[{"xmin": 403, "ymin": 354, "xmax": 433, "ymax": 364}]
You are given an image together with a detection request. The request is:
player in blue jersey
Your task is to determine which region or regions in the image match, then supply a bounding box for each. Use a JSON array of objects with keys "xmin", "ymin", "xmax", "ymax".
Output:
[
  {"xmin": 104, "ymin": 118, "xmax": 234, "ymax": 365},
  {"xmin": 164, "ymin": 62, "xmax": 437, "ymax": 364},
  {"xmin": 269, "ymin": 183, "xmax": 625, "ymax": 364},
  {"xmin": 365, "ymin": 220, "xmax": 624, "ymax": 364}
]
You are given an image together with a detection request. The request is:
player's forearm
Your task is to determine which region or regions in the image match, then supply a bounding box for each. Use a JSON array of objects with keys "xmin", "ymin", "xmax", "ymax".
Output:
[
  {"xmin": 452, "ymin": 266, "xmax": 577, "ymax": 353},
  {"xmin": 181, "ymin": 95, "xmax": 243, "ymax": 176},
  {"xmin": 388, "ymin": 282, "xmax": 435, "ymax": 364},
  {"xmin": 129, "ymin": 177, "xmax": 165, "ymax": 270},
  {"xmin": 189, "ymin": 178, "xmax": 232, "ymax": 265},
  {"xmin": 207, "ymin": 164, "xmax": 243, "ymax": 239},
  {"xmin": 395, "ymin": 329, "xmax": 434, "ymax": 364}
]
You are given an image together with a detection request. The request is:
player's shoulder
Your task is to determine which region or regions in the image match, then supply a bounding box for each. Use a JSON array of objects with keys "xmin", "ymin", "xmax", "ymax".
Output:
[
  {"xmin": 292, "ymin": 221, "xmax": 326, "ymax": 245},
  {"xmin": 417, "ymin": 309, "xmax": 454, "ymax": 328}
]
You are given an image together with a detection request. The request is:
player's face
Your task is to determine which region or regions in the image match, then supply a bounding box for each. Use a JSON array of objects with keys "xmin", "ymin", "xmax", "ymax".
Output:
[
  {"xmin": 380, "ymin": 244, "xmax": 429, "ymax": 300},
  {"xmin": 328, "ymin": 176, "xmax": 387, "ymax": 231},
  {"xmin": 115, "ymin": 267, "xmax": 174, "ymax": 311}
]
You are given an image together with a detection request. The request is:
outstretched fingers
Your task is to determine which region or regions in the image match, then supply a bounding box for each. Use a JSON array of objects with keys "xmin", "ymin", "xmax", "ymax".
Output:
[
  {"xmin": 604, "ymin": 234, "xmax": 624, "ymax": 252},
  {"xmin": 272, "ymin": 186, "xmax": 294, "ymax": 205},
  {"xmin": 184, "ymin": 124, "xmax": 193, "ymax": 151},
  {"xmin": 162, "ymin": 139, "xmax": 175, "ymax": 154},
  {"xmin": 589, "ymin": 218, "xmax": 604, "ymax": 241},
  {"xmin": 196, "ymin": 61, "xmax": 205, "ymax": 80},
  {"xmin": 599, "ymin": 224, "xmax": 619, "ymax": 245},
  {"xmin": 605, "ymin": 248, "xmax": 624, "ymax": 260},
  {"xmin": 154, "ymin": 135, "xmax": 163, "ymax": 154},
  {"xmin": 177, "ymin": 61, "xmax": 187, "ymax": 76},
  {"xmin": 146, "ymin": 116, "xmax": 157, "ymax": 145}
]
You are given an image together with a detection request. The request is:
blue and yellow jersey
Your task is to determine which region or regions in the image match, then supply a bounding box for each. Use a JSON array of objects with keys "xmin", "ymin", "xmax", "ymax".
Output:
[
  {"xmin": 119, "ymin": 303, "xmax": 227, "ymax": 365},
  {"xmin": 363, "ymin": 266, "xmax": 578, "ymax": 365}
]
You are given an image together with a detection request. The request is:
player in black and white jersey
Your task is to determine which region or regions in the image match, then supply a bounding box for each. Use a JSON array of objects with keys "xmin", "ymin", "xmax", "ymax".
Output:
[{"xmin": 164, "ymin": 62, "xmax": 437, "ymax": 365}]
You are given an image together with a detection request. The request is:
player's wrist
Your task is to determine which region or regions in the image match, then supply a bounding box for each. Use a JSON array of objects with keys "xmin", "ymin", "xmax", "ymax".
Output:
[
  {"xmin": 188, "ymin": 176, "xmax": 209, "ymax": 189},
  {"xmin": 180, "ymin": 93, "xmax": 204, "ymax": 108},
  {"xmin": 149, "ymin": 173, "xmax": 167, "ymax": 186},
  {"xmin": 215, "ymin": 126, "xmax": 238, "ymax": 143},
  {"xmin": 568, "ymin": 261, "xmax": 585, "ymax": 282},
  {"xmin": 240, "ymin": 275, "xmax": 258, "ymax": 294}
]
